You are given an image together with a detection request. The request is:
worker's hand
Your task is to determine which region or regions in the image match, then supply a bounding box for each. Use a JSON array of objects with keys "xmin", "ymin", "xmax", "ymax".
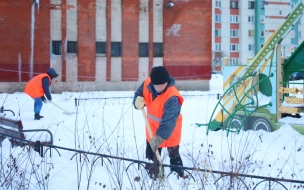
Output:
[
  {"xmin": 48, "ymin": 99, "xmax": 52, "ymax": 103},
  {"xmin": 135, "ymin": 96, "xmax": 145, "ymax": 110},
  {"xmin": 42, "ymin": 100, "xmax": 48, "ymax": 104},
  {"xmin": 149, "ymin": 135, "xmax": 165, "ymax": 153}
]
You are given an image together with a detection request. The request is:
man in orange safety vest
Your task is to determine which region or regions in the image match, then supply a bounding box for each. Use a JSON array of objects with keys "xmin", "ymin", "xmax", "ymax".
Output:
[
  {"xmin": 24, "ymin": 68, "xmax": 59, "ymax": 120},
  {"xmin": 133, "ymin": 66, "xmax": 184, "ymax": 179}
]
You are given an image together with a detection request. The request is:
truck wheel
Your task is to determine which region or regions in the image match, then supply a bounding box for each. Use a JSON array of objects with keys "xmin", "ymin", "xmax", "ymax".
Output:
[
  {"xmin": 252, "ymin": 118, "xmax": 273, "ymax": 132},
  {"xmin": 231, "ymin": 118, "xmax": 242, "ymax": 130},
  {"xmin": 227, "ymin": 116, "xmax": 243, "ymax": 132}
]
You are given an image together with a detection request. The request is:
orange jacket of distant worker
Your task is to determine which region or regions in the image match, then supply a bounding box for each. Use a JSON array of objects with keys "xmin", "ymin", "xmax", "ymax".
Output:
[
  {"xmin": 143, "ymin": 78, "xmax": 183, "ymax": 148},
  {"xmin": 24, "ymin": 74, "xmax": 51, "ymax": 98}
]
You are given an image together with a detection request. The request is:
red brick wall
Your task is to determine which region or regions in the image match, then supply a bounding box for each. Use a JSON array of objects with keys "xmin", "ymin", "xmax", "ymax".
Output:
[
  {"xmin": 78, "ymin": 0, "xmax": 96, "ymax": 81},
  {"xmin": 0, "ymin": 0, "xmax": 212, "ymax": 83},
  {"xmin": 61, "ymin": 0, "xmax": 67, "ymax": 82},
  {"xmin": 0, "ymin": 1, "xmax": 50, "ymax": 82},
  {"xmin": 34, "ymin": 1, "xmax": 51, "ymax": 75},
  {"xmin": 0, "ymin": 1, "xmax": 31, "ymax": 82},
  {"xmin": 122, "ymin": 0, "xmax": 139, "ymax": 81},
  {"xmin": 106, "ymin": 0, "xmax": 112, "ymax": 81},
  {"xmin": 163, "ymin": 0, "xmax": 212, "ymax": 80}
]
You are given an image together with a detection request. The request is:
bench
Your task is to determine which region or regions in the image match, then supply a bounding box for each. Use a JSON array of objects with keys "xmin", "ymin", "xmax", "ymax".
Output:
[{"xmin": 0, "ymin": 113, "xmax": 53, "ymax": 147}]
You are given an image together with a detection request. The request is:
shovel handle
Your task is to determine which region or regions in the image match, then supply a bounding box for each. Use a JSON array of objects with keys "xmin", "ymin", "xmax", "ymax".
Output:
[
  {"xmin": 141, "ymin": 108, "xmax": 162, "ymax": 164},
  {"xmin": 50, "ymin": 101, "xmax": 70, "ymax": 113}
]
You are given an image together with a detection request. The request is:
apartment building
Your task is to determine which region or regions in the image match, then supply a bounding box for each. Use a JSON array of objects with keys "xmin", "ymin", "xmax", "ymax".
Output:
[{"xmin": 212, "ymin": 0, "xmax": 304, "ymax": 66}]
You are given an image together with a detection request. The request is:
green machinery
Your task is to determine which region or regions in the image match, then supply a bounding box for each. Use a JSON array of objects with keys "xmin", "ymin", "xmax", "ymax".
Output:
[{"xmin": 206, "ymin": 1, "xmax": 304, "ymax": 136}]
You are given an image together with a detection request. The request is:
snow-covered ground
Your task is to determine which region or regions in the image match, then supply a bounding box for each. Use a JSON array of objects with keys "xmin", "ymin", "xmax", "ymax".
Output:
[{"xmin": 0, "ymin": 74, "xmax": 304, "ymax": 190}]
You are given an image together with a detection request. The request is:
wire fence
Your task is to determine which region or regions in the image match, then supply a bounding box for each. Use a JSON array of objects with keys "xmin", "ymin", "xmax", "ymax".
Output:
[{"xmin": 0, "ymin": 133, "xmax": 303, "ymax": 190}]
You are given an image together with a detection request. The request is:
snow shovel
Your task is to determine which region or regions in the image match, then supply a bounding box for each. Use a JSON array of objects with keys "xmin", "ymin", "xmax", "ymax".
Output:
[
  {"xmin": 141, "ymin": 108, "xmax": 165, "ymax": 179},
  {"xmin": 50, "ymin": 101, "xmax": 74, "ymax": 115}
]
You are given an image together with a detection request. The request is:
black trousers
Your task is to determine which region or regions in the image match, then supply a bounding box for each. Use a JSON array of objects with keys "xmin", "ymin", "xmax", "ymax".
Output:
[{"xmin": 146, "ymin": 140, "xmax": 183, "ymax": 171}]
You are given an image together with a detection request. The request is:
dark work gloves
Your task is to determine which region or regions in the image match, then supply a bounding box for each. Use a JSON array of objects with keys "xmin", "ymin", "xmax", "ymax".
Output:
[{"xmin": 41, "ymin": 96, "xmax": 47, "ymax": 104}]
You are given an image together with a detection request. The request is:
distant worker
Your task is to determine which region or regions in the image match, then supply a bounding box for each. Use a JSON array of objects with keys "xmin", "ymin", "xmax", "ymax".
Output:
[
  {"xmin": 133, "ymin": 66, "xmax": 185, "ymax": 179},
  {"xmin": 24, "ymin": 68, "xmax": 59, "ymax": 120}
]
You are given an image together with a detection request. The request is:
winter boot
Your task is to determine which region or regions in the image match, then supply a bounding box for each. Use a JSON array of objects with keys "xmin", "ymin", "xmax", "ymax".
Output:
[
  {"xmin": 170, "ymin": 156, "xmax": 184, "ymax": 177},
  {"xmin": 34, "ymin": 114, "xmax": 44, "ymax": 120}
]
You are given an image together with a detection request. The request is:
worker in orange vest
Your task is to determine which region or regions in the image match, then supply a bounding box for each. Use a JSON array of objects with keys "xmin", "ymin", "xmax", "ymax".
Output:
[
  {"xmin": 24, "ymin": 68, "xmax": 59, "ymax": 120},
  {"xmin": 133, "ymin": 66, "xmax": 184, "ymax": 179}
]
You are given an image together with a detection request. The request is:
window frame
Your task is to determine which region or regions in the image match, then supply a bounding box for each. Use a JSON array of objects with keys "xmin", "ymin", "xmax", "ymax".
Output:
[
  {"xmin": 230, "ymin": 30, "xmax": 239, "ymax": 37},
  {"xmin": 67, "ymin": 41, "xmax": 77, "ymax": 54},
  {"xmin": 215, "ymin": 14, "xmax": 221, "ymax": 22},
  {"xmin": 52, "ymin": 41, "xmax": 62, "ymax": 55},
  {"xmin": 230, "ymin": 1, "xmax": 239, "ymax": 9},
  {"xmin": 215, "ymin": 43, "xmax": 221, "ymax": 51},
  {"xmin": 111, "ymin": 42, "xmax": 122, "ymax": 57},
  {"xmin": 230, "ymin": 44, "xmax": 239, "ymax": 52},
  {"xmin": 248, "ymin": 44, "xmax": 254, "ymax": 51},
  {"xmin": 139, "ymin": 42, "xmax": 149, "ymax": 57},
  {"xmin": 260, "ymin": 30, "xmax": 265, "ymax": 38},
  {"xmin": 230, "ymin": 15, "xmax": 239, "ymax": 23},
  {"xmin": 248, "ymin": 16, "xmax": 254, "ymax": 23},
  {"xmin": 230, "ymin": 58, "xmax": 239, "ymax": 65},
  {"xmin": 96, "ymin": 41, "xmax": 106, "ymax": 55},
  {"xmin": 153, "ymin": 43, "xmax": 163, "ymax": 57},
  {"xmin": 248, "ymin": 30, "xmax": 254, "ymax": 37},
  {"xmin": 248, "ymin": 1, "xmax": 254, "ymax": 9},
  {"xmin": 215, "ymin": 0, "xmax": 221, "ymax": 8},
  {"xmin": 215, "ymin": 29, "xmax": 221, "ymax": 37}
]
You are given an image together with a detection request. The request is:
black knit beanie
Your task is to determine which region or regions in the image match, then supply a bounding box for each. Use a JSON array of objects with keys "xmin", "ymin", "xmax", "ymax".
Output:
[{"xmin": 150, "ymin": 66, "xmax": 169, "ymax": 85}]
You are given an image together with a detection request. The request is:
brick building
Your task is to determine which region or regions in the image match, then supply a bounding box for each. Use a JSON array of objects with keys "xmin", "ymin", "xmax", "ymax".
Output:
[{"xmin": 0, "ymin": 0, "xmax": 212, "ymax": 93}]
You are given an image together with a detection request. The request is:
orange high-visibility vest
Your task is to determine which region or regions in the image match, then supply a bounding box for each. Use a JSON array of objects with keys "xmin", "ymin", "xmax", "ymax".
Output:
[
  {"xmin": 143, "ymin": 77, "xmax": 184, "ymax": 147},
  {"xmin": 24, "ymin": 74, "xmax": 51, "ymax": 98}
]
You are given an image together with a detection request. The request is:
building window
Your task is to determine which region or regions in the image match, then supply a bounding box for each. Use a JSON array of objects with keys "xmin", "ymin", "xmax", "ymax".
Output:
[
  {"xmin": 215, "ymin": 14, "xmax": 221, "ymax": 22},
  {"xmin": 139, "ymin": 43, "xmax": 149, "ymax": 57},
  {"xmin": 230, "ymin": 44, "xmax": 239, "ymax": 52},
  {"xmin": 230, "ymin": 30, "xmax": 239, "ymax": 37},
  {"xmin": 153, "ymin": 43, "xmax": 163, "ymax": 57},
  {"xmin": 279, "ymin": 10, "xmax": 282, "ymax": 15},
  {"xmin": 299, "ymin": 31, "xmax": 302, "ymax": 38},
  {"xmin": 230, "ymin": 58, "xmax": 239, "ymax": 65},
  {"xmin": 248, "ymin": 16, "xmax": 254, "ymax": 23},
  {"xmin": 260, "ymin": 30, "xmax": 264, "ymax": 38},
  {"xmin": 230, "ymin": 15, "xmax": 239, "ymax": 23},
  {"xmin": 248, "ymin": 44, "xmax": 254, "ymax": 51},
  {"xmin": 260, "ymin": 15, "xmax": 265, "ymax": 23},
  {"xmin": 248, "ymin": 1, "xmax": 254, "ymax": 9},
  {"xmin": 248, "ymin": 30, "xmax": 254, "ymax": 37},
  {"xmin": 111, "ymin": 42, "xmax": 122, "ymax": 57},
  {"xmin": 230, "ymin": 1, "xmax": 238, "ymax": 9},
  {"xmin": 215, "ymin": 0, "xmax": 221, "ymax": 7},
  {"xmin": 261, "ymin": 2, "xmax": 264, "ymax": 9},
  {"xmin": 215, "ymin": 29, "xmax": 221, "ymax": 37},
  {"xmin": 67, "ymin": 41, "xmax": 77, "ymax": 54},
  {"xmin": 96, "ymin": 41, "xmax": 106, "ymax": 54},
  {"xmin": 52, "ymin": 41, "xmax": 62, "ymax": 55},
  {"xmin": 215, "ymin": 44, "xmax": 221, "ymax": 51}
]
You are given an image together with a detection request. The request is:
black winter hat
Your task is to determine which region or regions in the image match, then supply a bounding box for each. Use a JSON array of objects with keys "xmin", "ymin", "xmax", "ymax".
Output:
[
  {"xmin": 150, "ymin": 66, "xmax": 169, "ymax": 85},
  {"xmin": 47, "ymin": 68, "xmax": 59, "ymax": 79}
]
